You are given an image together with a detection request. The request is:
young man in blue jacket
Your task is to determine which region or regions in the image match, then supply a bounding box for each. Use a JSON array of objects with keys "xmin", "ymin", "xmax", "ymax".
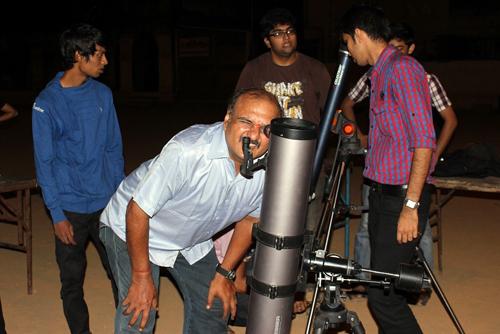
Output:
[{"xmin": 32, "ymin": 23, "xmax": 124, "ymax": 334}]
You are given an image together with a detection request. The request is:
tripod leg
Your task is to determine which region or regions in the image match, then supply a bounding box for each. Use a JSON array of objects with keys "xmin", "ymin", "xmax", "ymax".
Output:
[
  {"xmin": 346, "ymin": 310, "xmax": 365, "ymax": 334},
  {"xmin": 416, "ymin": 246, "xmax": 466, "ymax": 334},
  {"xmin": 305, "ymin": 279, "xmax": 321, "ymax": 334},
  {"xmin": 314, "ymin": 159, "xmax": 344, "ymax": 245},
  {"xmin": 321, "ymin": 160, "xmax": 346, "ymax": 252}
]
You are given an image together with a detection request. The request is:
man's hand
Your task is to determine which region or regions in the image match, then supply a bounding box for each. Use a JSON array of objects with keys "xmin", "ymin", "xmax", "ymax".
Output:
[
  {"xmin": 53, "ymin": 220, "xmax": 76, "ymax": 245},
  {"xmin": 397, "ymin": 207, "xmax": 419, "ymax": 244},
  {"xmin": 122, "ymin": 271, "xmax": 157, "ymax": 331},
  {"xmin": 234, "ymin": 261, "xmax": 247, "ymax": 293},
  {"xmin": 206, "ymin": 272, "xmax": 237, "ymax": 320},
  {"xmin": 358, "ymin": 132, "xmax": 368, "ymax": 148}
]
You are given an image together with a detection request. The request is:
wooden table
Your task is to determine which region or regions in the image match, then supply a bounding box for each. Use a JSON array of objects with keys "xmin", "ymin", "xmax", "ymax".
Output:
[
  {"xmin": 0, "ymin": 176, "xmax": 37, "ymax": 294},
  {"xmin": 430, "ymin": 176, "xmax": 500, "ymax": 271}
]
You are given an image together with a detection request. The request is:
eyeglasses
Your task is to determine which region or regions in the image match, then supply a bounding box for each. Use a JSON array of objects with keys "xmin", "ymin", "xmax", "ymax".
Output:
[
  {"xmin": 236, "ymin": 117, "xmax": 271, "ymax": 138},
  {"xmin": 268, "ymin": 28, "xmax": 296, "ymax": 39}
]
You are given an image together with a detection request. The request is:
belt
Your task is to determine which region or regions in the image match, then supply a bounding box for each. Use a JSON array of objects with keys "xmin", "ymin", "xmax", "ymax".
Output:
[
  {"xmin": 370, "ymin": 181, "xmax": 433, "ymax": 198},
  {"xmin": 370, "ymin": 181, "xmax": 408, "ymax": 197}
]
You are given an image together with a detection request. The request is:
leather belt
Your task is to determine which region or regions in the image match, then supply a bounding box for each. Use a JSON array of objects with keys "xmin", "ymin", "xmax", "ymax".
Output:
[
  {"xmin": 370, "ymin": 181, "xmax": 433, "ymax": 198},
  {"xmin": 370, "ymin": 181, "xmax": 408, "ymax": 197}
]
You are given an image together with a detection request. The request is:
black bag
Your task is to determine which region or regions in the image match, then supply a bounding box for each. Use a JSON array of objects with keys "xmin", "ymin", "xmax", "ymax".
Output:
[{"xmin": 433, "ymin": 143, "xmax": 500, "ymax": 178}]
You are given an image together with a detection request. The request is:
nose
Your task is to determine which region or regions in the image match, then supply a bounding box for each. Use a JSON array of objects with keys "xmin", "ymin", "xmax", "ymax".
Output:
[
  {"xmin": 102, "ymin": 54, "xmax": 109, "ymax": 65},
  {"xmin": 246, "ymin": 124, "xmax": 262, "ymax": 140}
]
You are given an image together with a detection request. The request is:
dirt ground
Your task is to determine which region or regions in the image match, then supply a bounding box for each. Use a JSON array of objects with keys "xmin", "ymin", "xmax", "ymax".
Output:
[{"xmin": 1, "ymin": 99, "xmax": 499, "ymax": 333}]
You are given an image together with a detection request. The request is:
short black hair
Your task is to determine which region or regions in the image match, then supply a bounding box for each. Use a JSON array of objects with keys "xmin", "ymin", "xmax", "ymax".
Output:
[
  {"xmin": 59, "ymin": 23, "xmax": 106, "ymax": 70},
  {"xmin": 389, "ymin": 22, "xmax": 416, "ymax": 46},
  {"xmin": 339, "ymin": 4, "xmax": 391, "ymax": 42},
  {"xmin": 259, "ymin": 8, "xmax": 296, "ymax": 39}
]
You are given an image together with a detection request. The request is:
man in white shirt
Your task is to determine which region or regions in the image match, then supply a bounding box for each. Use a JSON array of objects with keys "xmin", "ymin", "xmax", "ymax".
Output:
[{"xmin": 99, "ymin": 88, "xmax": 282, "ymax": 333}]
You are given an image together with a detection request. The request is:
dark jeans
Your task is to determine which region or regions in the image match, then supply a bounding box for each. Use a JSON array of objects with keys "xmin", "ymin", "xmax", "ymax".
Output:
[
  {"xmin": 55, "ymin": 210, "xmax": 118, "ymax": 334},
  {"xmin": 367, "ymin": 185, "xmax": 431, "ymax": 334},
  {"xmin": 0, "ymin": 298, "xmax": 5, "ymax": 334},
  {"xmin": 100, "ymin": 225, "xmax": 227, "ymax": 334}
]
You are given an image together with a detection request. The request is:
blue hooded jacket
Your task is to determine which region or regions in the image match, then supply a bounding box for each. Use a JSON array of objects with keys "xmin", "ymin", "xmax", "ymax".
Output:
[{"xmin": 32, "ymin": 72, "xmax": 125, "ymax": 224}]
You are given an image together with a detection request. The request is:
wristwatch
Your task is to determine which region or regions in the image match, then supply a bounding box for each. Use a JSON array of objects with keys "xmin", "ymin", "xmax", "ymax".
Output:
[
  {"xmin": 215, "ymin": 263, "xmax": 236, "ymax": 282},
  {"xmin": 403, "ymin": 198, "xmax": 420, "ymax": 209}
]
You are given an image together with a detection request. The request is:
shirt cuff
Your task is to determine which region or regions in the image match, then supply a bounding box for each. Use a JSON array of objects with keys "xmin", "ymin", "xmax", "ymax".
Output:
[
  {"xmin": 132, "ymin": 193, "xmax": 155, "ymax": 218},
  {"xmin": 50, "ymin": 208, "xmax": 67, "ymax": 225},
  {"xmin": 410, "ymin": 136, "xmax": 436, "ymax": 150}
]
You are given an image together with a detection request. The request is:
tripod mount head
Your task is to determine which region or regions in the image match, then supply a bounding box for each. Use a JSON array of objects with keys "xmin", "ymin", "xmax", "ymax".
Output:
[
  {"xmin": 331, "ymin": 110, "xmax": 366, "ymax": 158},
  {"xmin": 303, "ymin": 250, "xmax": 430, "ymax": 293}
]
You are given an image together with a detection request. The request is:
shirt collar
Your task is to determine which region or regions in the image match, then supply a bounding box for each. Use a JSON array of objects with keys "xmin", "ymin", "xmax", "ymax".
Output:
[
  {"xmin": 207, "ymin": 122, "xmax": 230, "ymax": 160},
  {"xmin": 370, "ymin": 45, "xmax": 397, "ymax": 77}
]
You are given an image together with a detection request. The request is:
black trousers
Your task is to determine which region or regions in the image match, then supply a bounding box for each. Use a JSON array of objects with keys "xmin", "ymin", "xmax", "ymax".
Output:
[
  {"xmin": 0, "ymin": 298, "xmax": 5, "ymax": 334},
  {"xmin": 55, "ymin": 210, "xmax": 118, "ymax": 334},
  {"xmin": 367, "ymin": 185, "xmax": 431, "ymax": 334}
]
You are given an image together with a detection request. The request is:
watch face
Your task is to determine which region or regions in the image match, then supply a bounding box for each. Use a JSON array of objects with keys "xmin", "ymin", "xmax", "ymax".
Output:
[{"xmin": 404, "ymin": 199, "xmax": 419, "ymax": 209}]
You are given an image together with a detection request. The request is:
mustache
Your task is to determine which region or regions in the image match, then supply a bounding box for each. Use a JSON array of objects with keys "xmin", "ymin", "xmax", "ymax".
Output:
[{"xmin": 240, "ymin": 137, "xmax": 261, "ymax": 149}]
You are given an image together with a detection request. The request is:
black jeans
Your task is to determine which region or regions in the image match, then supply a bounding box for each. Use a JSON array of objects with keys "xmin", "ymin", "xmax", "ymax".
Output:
[
  {"xmin": 55, "ymin": 210, "xmax": 118, "ymax": 334},
  {"xmin": 367, "ymin": 185, "xmax": 431, "ymax": 334},
  {"xmin": 0, "ymin": 298, "xmax": 5, "ymax": 334}
]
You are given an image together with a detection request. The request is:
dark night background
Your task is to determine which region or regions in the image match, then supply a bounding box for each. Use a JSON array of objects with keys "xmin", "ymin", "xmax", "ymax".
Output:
[
  {"xmin": 1, "ymin": 0, "xmax": 500, "ymax": 173},
  {"xmin": 1, "ymin": 0, "xmax": 500, "ymax": 101}
]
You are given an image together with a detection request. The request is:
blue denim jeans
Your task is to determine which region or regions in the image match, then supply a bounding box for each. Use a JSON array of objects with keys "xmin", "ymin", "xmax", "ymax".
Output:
[
  {"xmin": 354, "ymin": 183, "xmax": 434, "ymax": 277},
  {"xmin": 99, "ymin": 225, "xmax": 227, "ymax": 334},
  {"xmin": 99, "ymin": 225, "xmax": 160, "ymax": 333}
]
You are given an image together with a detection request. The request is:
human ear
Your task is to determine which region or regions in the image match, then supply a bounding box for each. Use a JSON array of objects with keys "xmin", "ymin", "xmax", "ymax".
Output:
[
  {"xmin": 264, "ymin": 37, "xmax": 271, "ymax": 49},
  {"xmin": 408, "ymin": 43, "xmax": 416, "ymax": 55},
  {"xmin": 223, "ymin": 112, "xmax": 232, "ymax": 130}
]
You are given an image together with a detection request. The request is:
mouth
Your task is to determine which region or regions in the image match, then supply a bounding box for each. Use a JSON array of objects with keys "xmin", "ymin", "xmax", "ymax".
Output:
[
  {"xmin": 249, "ymin": 143, "xmax": 260, "ymax": 150},
  {"xmin": 241, "ymin": 137, "xmax": 260, "ymax": 150}
]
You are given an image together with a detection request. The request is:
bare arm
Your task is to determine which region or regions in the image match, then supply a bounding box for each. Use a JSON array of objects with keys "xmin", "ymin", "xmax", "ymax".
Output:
[
  {"xmin": 0, "ymin": 103, "xmax": 18, "ymax": 122},
  {"xmin": 233, "ymin": 261, "xmax": 248, "ymax": 293},
  {"xmin": 397, "ymin": 148, "xmax": 433, "ymax": 243},
  {"xmin": 207, "ymin": 215, "xmax": 258, "ymax": 319},
  {"xmin": 341, "ymin": 96, "xmax": 357, "ymax": 123},
  {"xmin": 123, "ymin": 200, "xmax": 157, "ymax": 331},
  {"xmin": 435, "ymin": 106, "xmax": 458, "ymax": 158}
]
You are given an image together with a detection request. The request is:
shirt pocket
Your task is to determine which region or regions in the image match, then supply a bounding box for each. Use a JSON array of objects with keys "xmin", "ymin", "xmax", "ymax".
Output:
[{"xmin": 373, "ymin": 102, "xmax": 401, "ymax": 138}]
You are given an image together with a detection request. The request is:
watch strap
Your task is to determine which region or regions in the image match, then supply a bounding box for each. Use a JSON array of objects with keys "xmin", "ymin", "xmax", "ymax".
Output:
[
  {"xmin": 404, "ymin": 198, "xmax": 420, "ymax": 209},
  {"xmin": 215, "ymin": 263, "xmax": 236, "ymax": 281}
]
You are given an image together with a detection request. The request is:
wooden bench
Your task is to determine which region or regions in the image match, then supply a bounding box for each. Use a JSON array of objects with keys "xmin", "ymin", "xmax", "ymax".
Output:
[
  {"xmin": 430, "ymin": 176, "xmax": 500, "ymax": 271},
  {"xmin": 0, "ymin": 176, "xmax": 38, "ymax": 294}
]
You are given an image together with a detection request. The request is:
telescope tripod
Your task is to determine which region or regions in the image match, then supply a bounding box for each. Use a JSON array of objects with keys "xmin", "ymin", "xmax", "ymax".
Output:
[
  {"xmin": 305, "ymin": 133, "xmax": 368, "ymax": 334},
  {"xmin": 414, "ymin": 246, "xmax": 465, "ymax": 334},
  {"xmin": 302, "ymin": 119, "xmax": 466, "ymax": 333}
]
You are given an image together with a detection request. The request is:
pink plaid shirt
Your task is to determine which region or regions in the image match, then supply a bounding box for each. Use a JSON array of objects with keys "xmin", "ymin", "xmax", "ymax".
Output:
[{"xmin": 364, "ymin": 46, "xmax": 436, "ymax": 185}]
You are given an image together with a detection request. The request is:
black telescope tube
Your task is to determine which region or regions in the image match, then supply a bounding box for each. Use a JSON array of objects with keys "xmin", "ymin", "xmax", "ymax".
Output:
[{"xmin": 310, "ymin": 46, "xmax": 351, "ymax": 194}]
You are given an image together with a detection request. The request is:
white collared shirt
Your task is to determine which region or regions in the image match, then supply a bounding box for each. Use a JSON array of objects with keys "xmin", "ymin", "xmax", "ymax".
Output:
[{"xmin": 100, "ymin": 122, "xmax": 264, "ymax": 267}]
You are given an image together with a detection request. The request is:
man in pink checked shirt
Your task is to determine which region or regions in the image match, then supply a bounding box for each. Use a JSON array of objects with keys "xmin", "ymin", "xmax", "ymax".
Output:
[{"xmin": 339, "ymin": 5, "xmax": 437, "ymax": 334}]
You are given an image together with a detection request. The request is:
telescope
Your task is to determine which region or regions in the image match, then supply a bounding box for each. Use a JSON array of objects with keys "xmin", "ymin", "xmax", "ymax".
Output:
[{"xmin": 242, "ymin": 43, "xmax": 465, "ymax": 333}]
